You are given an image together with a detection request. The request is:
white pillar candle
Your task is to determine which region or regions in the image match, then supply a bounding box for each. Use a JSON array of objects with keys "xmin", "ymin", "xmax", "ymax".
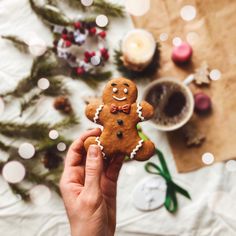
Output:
[{"xmin": 121, "ymin": 29, "xmax": 156, "ymax": 71}]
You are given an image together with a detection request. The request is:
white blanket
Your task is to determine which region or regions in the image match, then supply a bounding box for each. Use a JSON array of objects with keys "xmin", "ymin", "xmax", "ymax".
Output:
[{"xmin": 0, "ymin": 0, "xmax": 236, "ymax": 236}]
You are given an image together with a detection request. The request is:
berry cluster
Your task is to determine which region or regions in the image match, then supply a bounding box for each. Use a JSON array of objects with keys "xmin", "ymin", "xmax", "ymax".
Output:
[{"xmin": 53, "ymin": 21, "xmax": 109, "ymax": 76}]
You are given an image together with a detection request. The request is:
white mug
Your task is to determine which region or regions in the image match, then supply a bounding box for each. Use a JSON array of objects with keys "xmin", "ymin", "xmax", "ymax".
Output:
[{"xmin": 143, "ymin": 77, "xmax": 194, "ymax": 131}]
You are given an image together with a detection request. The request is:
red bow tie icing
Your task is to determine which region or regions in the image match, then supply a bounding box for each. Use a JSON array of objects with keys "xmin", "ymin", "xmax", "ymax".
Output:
[{"xmin": 110, "ymin": 104, "xmax": 131, "ymax": 114}]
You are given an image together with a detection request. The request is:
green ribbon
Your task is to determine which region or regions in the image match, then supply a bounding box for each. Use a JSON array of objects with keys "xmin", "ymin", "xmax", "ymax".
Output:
[{"xmin": 137, "ymin": 126, "xmax": 191, "ymax": 213}]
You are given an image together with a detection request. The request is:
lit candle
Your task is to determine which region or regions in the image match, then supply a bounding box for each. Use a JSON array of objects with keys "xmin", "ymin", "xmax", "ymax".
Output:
[{"xmin": 121, "ymin": 29, "xmax": 156, "ymax": 71}]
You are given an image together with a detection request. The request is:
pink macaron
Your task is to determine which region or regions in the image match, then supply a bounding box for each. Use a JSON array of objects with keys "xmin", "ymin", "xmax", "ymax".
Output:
[
  {"xmin": 194, "ymin": 92, "xmax": 212, "ymax": 114},
  {"xmin": 172, "ymin": 42, "xmax": 193, "ymax": 64}
]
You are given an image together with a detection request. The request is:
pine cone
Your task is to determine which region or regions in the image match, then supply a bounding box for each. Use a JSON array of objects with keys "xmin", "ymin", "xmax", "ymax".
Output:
[
  {"xmin": 54, "ymin": 96, "xmax": 72, "ymax": 114},
  {"xmin": 42, "ymin": 151, "xmax": 62, "ymax": 170}
]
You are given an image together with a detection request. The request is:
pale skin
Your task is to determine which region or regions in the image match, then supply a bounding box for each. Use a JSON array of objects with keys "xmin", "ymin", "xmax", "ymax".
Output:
[{"xmin": 60, "ymin": 128, "xmax": 124, "ymax": 236}]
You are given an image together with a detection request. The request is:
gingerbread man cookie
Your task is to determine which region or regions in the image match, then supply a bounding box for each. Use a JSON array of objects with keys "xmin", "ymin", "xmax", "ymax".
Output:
[{"xmin": 84, "ymin": 78, "xmax": 155, "ymax": 161}]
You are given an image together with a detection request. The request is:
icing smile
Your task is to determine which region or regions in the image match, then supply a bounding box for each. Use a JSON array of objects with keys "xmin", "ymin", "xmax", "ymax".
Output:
[{"xmin": 113, "ymin": 95, "xmax": 127, "ymax": 101}]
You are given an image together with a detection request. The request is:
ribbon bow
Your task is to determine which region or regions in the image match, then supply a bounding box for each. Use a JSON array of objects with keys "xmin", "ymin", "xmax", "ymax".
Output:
[
  {"xmin": 110, "ymin": 104, "xmax": 131, "ymax": 114},
  {"xmin": 145, "ymin": 149, "xmax": 191, "ymax": 213},
  {"xmin": 137, "ymin": 127, "xmax": 191, "ymax": 213}
]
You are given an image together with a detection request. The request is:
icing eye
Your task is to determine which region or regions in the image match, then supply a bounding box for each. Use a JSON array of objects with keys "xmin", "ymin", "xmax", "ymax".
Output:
[
  {"xmin": 124, "ymin": 88, "xmax": 128, "ymax": 94},
  {"xmin": 113, "ymin": 87, "xmax": 118, "ymax": 93}
]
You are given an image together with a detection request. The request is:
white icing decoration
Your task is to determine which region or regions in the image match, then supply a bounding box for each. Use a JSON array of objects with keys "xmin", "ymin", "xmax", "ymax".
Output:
[
  {"xmin": 93, "ymin": 104, "xmax": 104, "ymax": 123},
  {"xmin": 130, "ymin": 139, "xmax": 144, "ymax": 159},
  {"xmin": 137, "ymin": 103, "xmax": 145, "ymax": 121},
  {"xmin": 95, "ymin": 137, "xmax": 106, "ymax": 158}
]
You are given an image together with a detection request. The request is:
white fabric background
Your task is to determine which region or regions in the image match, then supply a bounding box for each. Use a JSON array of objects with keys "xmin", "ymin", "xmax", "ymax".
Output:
[{"xmin": 0, "ymin": 0, "xmax": 236, "ymax": 236}]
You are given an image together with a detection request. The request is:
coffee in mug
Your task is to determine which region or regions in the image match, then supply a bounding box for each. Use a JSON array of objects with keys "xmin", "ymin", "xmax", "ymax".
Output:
[{"xmin": 143, "ymin": 78, "xmax": 194, "ymax": 131}]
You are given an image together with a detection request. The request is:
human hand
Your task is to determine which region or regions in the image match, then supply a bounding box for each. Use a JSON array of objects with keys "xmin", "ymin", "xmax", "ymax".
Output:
[{"xmin": 60, "ymin": 128, "xmax": 124, "ymax": 236}]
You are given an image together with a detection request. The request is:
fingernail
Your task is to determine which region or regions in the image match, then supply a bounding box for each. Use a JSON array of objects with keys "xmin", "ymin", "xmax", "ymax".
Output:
[{"xmin": 88, "ymin": 145, "xmax": 99, "ymax": 158}]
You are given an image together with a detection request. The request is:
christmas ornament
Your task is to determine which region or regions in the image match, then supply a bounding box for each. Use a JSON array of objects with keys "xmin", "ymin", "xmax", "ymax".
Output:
[
  {"xmin": 209, "ymin": 69, "xmax": 221, "ymax": 81},
  {"xmin": 42, "ymin": 151, "xmax": 62, "ymax": 170},
  {"xmin": 53, "ymin": 96, "xmax": 73, "ymax": 114},
  {"xmin": 132, "ymin": 176, "xmax": 166, "ymax": 211},
  {"xmin": 194, "ymin": 62, "xmax": 211, "ymax": 85},
  {"xmin": 53, "ymin": 21, "xmax": 110, "ymax": 78},
  {"xmin": 180, "ymin": 5, "xmax": 197, "ymax": 21},
  {"xmin": 181, "ymin": 122, "xmax": 205, "ymax": 147}
]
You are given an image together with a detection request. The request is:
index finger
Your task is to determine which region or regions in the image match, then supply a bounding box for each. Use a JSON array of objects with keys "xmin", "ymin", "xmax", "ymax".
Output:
[{"xmin": 65, "ymin": 128, "xmax": 101, "ymax": 168}]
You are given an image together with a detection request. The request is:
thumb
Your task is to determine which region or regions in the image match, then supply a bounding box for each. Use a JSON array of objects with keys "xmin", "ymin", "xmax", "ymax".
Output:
[{"xmin": 84, "ymin": 145, "xmax": 103, "ymax": 192}]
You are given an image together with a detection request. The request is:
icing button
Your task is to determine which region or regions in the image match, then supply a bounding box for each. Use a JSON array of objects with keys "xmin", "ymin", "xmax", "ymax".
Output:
[
  {"xmin": 117, "ymin": 119, "xmax": 123, "ymax": 125},
  {"xmin": 117, "ymin": 131, "xmax": 123, "ymax": 138}
]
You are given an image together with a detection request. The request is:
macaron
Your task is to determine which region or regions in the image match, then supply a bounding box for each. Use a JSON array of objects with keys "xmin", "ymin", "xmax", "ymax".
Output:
[
  {"xmin": 172, "ymin": 42, "xmax": 193, "ymax": 64},
  {"xmin": 194, "ymin": 92, "xmax": 212, "ymax": 114}
]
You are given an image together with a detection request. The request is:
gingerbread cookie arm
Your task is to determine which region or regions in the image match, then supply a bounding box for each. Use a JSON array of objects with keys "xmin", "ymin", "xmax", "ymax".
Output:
[
  {"xmin": 138, "ymin": 101, "xmax": 154, "ymax": 120},
  {"xmin": 85, "ymin": 102, "xmax": 104, "ymax": 125}
]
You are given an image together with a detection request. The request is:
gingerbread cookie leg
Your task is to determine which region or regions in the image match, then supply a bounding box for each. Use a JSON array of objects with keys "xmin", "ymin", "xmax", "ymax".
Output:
[
  {"xmin": 84, "ymin": 136, "xmax": 106, "ymax": 158},
  {"xmin": 132, "ymin": 140, "xmax": 155, "ymax": 161}
]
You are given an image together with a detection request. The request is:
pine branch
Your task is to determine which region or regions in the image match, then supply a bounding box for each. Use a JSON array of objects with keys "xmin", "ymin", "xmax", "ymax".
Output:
[
  {"xmin": 1, "ymin": 35, "xmax": 29, "ymax": 53},
  {"xmin": 72, "ymin": 70, "xmax": 112, "ymax": 87},
  {"xmin": 0, "ymin": 115, "xmax": 79, "ymax": 140},
  {"xmin": 0, "ymin": 140, "xmax": 11, "ymax": 152},
  {"xmin": 29, "ymin": 0, "xmax": 72, "ymax": 26},
  {"xmin": 9, "ymin": 184, "xmax": 30, "ymax": 201},
  {"xmin": 26, "ymin": 172, "xmax": 61, "ymax": 196},
  {"xmin": 93, "ymin": 0, "xmax": 125, "ymax": 17},
  {"xmin": 61, "ymin": 0, "xmax": 124, "ymax": 17},
  {"xmin": 114, "ymin": 43, "xmax": 161, "ymax": 79}
]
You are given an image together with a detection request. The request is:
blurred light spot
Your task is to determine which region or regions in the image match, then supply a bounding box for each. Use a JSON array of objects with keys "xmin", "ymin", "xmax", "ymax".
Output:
[
  {"xmin": 180, "ymin": 5, "xmax": 196, "ymax": 21},
  {"xmin": 172, "ymin": 37, "xmax": 182, "ymax": 46},
  {"xmin": 18, "ymin": 143, "xmax": 35, "ymax": 159},
  {"xmin": 91, "ymin": 55, "xmax": 101, "ymax": 66},
  {"xmin": 81, "ymin": 0, "xmax": 93, "ymax": 7},
  {"xmin": 209, "ymin": 69, "xmax": 221, "ymax": 81},
  {"xmin": 159, "ymin": 33, "xmax": 168, "ymax": 42},
  {"xmin": 57, "ymin": 142, "xmax": 66, "ymax": 152},
  {"xmin": 226, "ymin": 160, "xmax": 236, "ymax": 172},
  {"xmin": 125, "ymin": 0, "xmax": 150, "ymax": 16},
  {"xmin": 30, "ymin": 185, "xmax": 51, "ymax": 205},
  {"xmin": 37, "ymin": 78, "xmax": 50, "ymax": 90},
  {"xmin": 96, "ymin": 15, "xmax": 109, "ymax": 27},
  {"xmin": 202, "ymin": 152, "xmax": 214, "ymax": 165},
  {"xmin": 49, "ymin": 130, "xmax": 59, "ymax": 140},
  {"xmin": 186, "ymin": 32, "xmax": 199, "ymax": 44},
  {"xmin": 2, "ymin": 161, "xmax": 26, "ymax": 184}
]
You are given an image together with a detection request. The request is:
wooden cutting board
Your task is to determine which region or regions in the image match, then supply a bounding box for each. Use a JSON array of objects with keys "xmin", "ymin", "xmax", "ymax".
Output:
[{"xmin": 131, "ymin": 0, "xmax": 236, "ymax": 172}]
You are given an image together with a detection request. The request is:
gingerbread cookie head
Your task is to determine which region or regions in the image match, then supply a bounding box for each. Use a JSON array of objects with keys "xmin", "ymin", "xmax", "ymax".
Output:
[{"xmin": 102, "ymin": 78, "xmax": 138, "ymax": 106}]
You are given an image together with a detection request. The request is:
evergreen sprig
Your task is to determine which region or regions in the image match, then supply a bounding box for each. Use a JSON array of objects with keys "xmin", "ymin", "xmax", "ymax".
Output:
[
  {"xmin": 29, "ymin": 0, "xmax": 72, "ymax": 26},
  {"xmin": 1, "ymin": 35, "xmax": 29, "ymax": 53},
  {"xmin": 114, "ymin": 43, "xmax": 161, "ymax": 79},
  {"xmin": 0, "ymin": 115, "xmax": 79, "ymax": 140},
  {"xmin": 58, "ymin": 0, "xmax": 124, "ymax": 17}
]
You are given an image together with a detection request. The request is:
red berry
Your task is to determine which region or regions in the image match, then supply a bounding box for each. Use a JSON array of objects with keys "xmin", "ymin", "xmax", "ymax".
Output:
[
  {"xmin": 84, "ymin": 57, "xmax": 90, "ymax": 63},
  {"xmin": 61, "ymin": 34, "xmax": 68, "ymax": 40},
  {"xmin": 76, "ymin": 67, "xmax": 85, "ymax": 75},
  {"xmin": 74, "ymin": 21, "xmax": 81, "ymax": 29},
  {"xmin": 99, "ymin": 31, "xmax": 106, "ymax": 38},
  {"xmin": 89, "ymin": 27, "xmax": 97, "ymax": 35},
  {"xmin": 103, "ymin": 53, "xmax": 109, "ymax": 61},
  {"xmin": 100, "ymin": 48, "xmax": 107, "ymax": 55},
  {"xmin": 84, "ymin": 51, "xmax": 91, "ymax": 58},
  {"xmin": 91, "ymin": 51, "xmax": 96, "ymax": 57},
  {"xmin": 65, "ymin": 40, "xmax": 72, "ymax": 47}
]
